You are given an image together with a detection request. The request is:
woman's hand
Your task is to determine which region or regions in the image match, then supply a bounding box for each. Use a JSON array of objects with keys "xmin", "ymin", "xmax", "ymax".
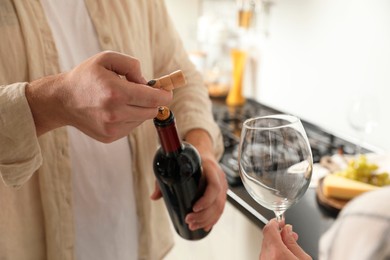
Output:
[{"xmin": 260, "ymin": 218, "xmax": 312, "ymax": 260}]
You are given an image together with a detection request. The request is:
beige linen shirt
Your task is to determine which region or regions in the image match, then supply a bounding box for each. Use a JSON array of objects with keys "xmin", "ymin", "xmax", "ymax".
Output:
[{"xmin": 0, "ymin": 1, "xmax": 223, "ymax": 259}]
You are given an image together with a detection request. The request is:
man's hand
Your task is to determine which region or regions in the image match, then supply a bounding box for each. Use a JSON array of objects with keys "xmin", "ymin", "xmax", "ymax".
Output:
[
  {"xmin": 150, "ymin": 128, "xmax": 228, "ymax": 231},
  {"xmin": 184, "ymin": 151, "xmax": 227, "ymax": 231},
  {"xmin": 26, "ymin": 51, "xmax": 173, "ymax": 142},
  {"xmin": 260, "ymin": 218, "xmax": 312, "ymax": 260}
]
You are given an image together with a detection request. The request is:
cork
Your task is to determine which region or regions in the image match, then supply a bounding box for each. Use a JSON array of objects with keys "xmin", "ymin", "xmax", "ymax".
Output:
[
  {"xmin": 168, "ymin": 70, "xmax": 187, "ymax": 88},
  {"xmin": 147, "ymin": 70, "xmax": 186, "ymax": 91},
  {"xmin": 155, "ymin": 106, "xmax": 170, "ymax": 121}
]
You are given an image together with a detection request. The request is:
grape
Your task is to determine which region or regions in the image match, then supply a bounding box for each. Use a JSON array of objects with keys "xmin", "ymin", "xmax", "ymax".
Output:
[{"xmin": 334, "ymin": 155, "xmax": 390, "ymax": 187}]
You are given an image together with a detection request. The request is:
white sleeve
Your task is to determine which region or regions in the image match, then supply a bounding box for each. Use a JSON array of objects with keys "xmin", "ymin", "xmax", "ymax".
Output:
[
  {"xmin": 0, "ymin": 82, "xmax": 42, "ymax": 188},
  {"xmin": 319, "ymin": 187, "xmax": 390, "ymax": 260}
]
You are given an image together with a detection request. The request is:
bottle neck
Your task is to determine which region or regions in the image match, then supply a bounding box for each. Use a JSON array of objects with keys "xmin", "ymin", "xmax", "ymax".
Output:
[{"xmin": 154, "ymin": 111, "xmax": 182, "ymax": 153}]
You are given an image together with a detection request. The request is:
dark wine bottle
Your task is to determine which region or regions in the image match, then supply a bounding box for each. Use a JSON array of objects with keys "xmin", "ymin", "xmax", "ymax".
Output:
[{"xmin": 153, "ymin": 106, "xmax": 209, "ymax": 240}]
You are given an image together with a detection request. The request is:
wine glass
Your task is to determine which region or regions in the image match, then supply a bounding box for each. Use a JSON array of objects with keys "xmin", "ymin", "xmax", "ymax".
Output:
[
  {"xmin": 238, "ymin": 114, "xmax": 313, "ymax": 227},
  {"xmin": 348, "ymin": 95, "xmax": 379, "ymax": 155}
]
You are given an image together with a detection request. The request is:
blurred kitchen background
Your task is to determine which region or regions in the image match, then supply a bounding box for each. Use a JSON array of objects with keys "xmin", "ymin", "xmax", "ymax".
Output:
[
  {"xmin": 163, "ymin": 0, "xmax": 390, "ymax": 259},
  {"xmin": 166, "ymin": 0, "xmax": 390, "ymax": 154}
]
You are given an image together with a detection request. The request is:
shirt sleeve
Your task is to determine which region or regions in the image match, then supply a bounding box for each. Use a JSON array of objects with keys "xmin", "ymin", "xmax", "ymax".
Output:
[
  {"xmin": 319, "ymin": 187, "xmax": 390, "ymax": 260},
  {"xmin": 149, "ymin": 0, "xmax": 224, "ymax": 160},
  {"xmin": 0, "ymin": 82, "xmax": 42, "ymax": 188}
]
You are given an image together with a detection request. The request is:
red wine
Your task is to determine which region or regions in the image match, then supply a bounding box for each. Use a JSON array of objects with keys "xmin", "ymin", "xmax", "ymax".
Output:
[{"xmin": 153, "ymin": 107, "xmax": 209, "ymax": 240}]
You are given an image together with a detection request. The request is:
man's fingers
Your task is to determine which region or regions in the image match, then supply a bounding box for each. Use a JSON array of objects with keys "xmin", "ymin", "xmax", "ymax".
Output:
[
  {"xmin": 121, "ymin": 81, "xmax": 173, "ymax": 108},
  {"xmin": 96, "ymin": 51, "xmax": 147, "ymax": 84},
  {"xmin": 150, "ymin": 181, "xmax": 163, "ymax": 200},
  {"xmin": 99, "ymin": 104, "xmax": 159, "ymax": 124},
  {"xmin": 53, "ymin": 51, "xmax": 177, "ymax": 143}
]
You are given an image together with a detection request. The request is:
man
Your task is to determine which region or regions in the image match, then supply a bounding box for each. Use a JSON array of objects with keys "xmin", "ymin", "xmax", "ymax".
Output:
[{"xmin": 0, "ymin": 1, "xmax": 227, "ymax": 259}]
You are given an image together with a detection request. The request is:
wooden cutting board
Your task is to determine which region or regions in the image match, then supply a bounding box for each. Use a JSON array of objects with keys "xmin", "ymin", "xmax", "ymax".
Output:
[{"xmin": 316, "ymin": 177, "xmax": 349, "ymax": 213}]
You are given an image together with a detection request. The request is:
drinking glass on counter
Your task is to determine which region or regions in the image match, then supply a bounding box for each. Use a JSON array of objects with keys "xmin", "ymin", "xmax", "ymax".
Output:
[
  {"xmin": 236, "ymin": 0, "xmax": 256, "ymax": 29},
  {"xmin": 348, "ymin": 95, "xmax": 379, "ymax": 155},
  {"xmin": 238, "ymin": 114, "xmax": 313, "ymax": 226}
]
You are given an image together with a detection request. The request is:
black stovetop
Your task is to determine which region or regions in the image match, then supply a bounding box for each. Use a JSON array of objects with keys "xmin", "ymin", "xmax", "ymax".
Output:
[{"xmin": 212, "ymin": 98, "xmax": 366, "ymax": 186}]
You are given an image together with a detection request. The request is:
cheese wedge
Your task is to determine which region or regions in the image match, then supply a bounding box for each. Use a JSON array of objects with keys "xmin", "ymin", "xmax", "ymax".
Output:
[{"xmin": 322, "ymin": 174, "xmax": 380, "ymax": 200}]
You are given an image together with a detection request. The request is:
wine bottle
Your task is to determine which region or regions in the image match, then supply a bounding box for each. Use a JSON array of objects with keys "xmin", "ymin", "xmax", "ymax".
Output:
[{"xmin": 153, "ymin": 106, "xmax": 209, "ymax": 240}]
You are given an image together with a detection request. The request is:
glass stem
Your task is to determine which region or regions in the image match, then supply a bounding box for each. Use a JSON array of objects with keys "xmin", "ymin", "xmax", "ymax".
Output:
[{"xmin": 275, "ymin": 211, "xmax": 285, "ymax": 230}]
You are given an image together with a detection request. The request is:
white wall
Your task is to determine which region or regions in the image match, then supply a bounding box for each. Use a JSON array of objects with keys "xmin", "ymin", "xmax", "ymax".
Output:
[
  {"xmin": 166, "ymin": 0, "xmax": 390, "ymax": 153},
  {"xmin": 258, "ymin": 0, "xmax": 390, "ymax": 153}
]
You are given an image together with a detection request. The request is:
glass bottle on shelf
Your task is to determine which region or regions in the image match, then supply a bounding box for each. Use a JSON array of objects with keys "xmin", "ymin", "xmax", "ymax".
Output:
[
  {"xmin": 226, "ymin": 0, "xmax": 257, "ymax": 107},
  {"xmin": 199, "ymin": 16, "xmax": 235, "ymax": 99}
]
